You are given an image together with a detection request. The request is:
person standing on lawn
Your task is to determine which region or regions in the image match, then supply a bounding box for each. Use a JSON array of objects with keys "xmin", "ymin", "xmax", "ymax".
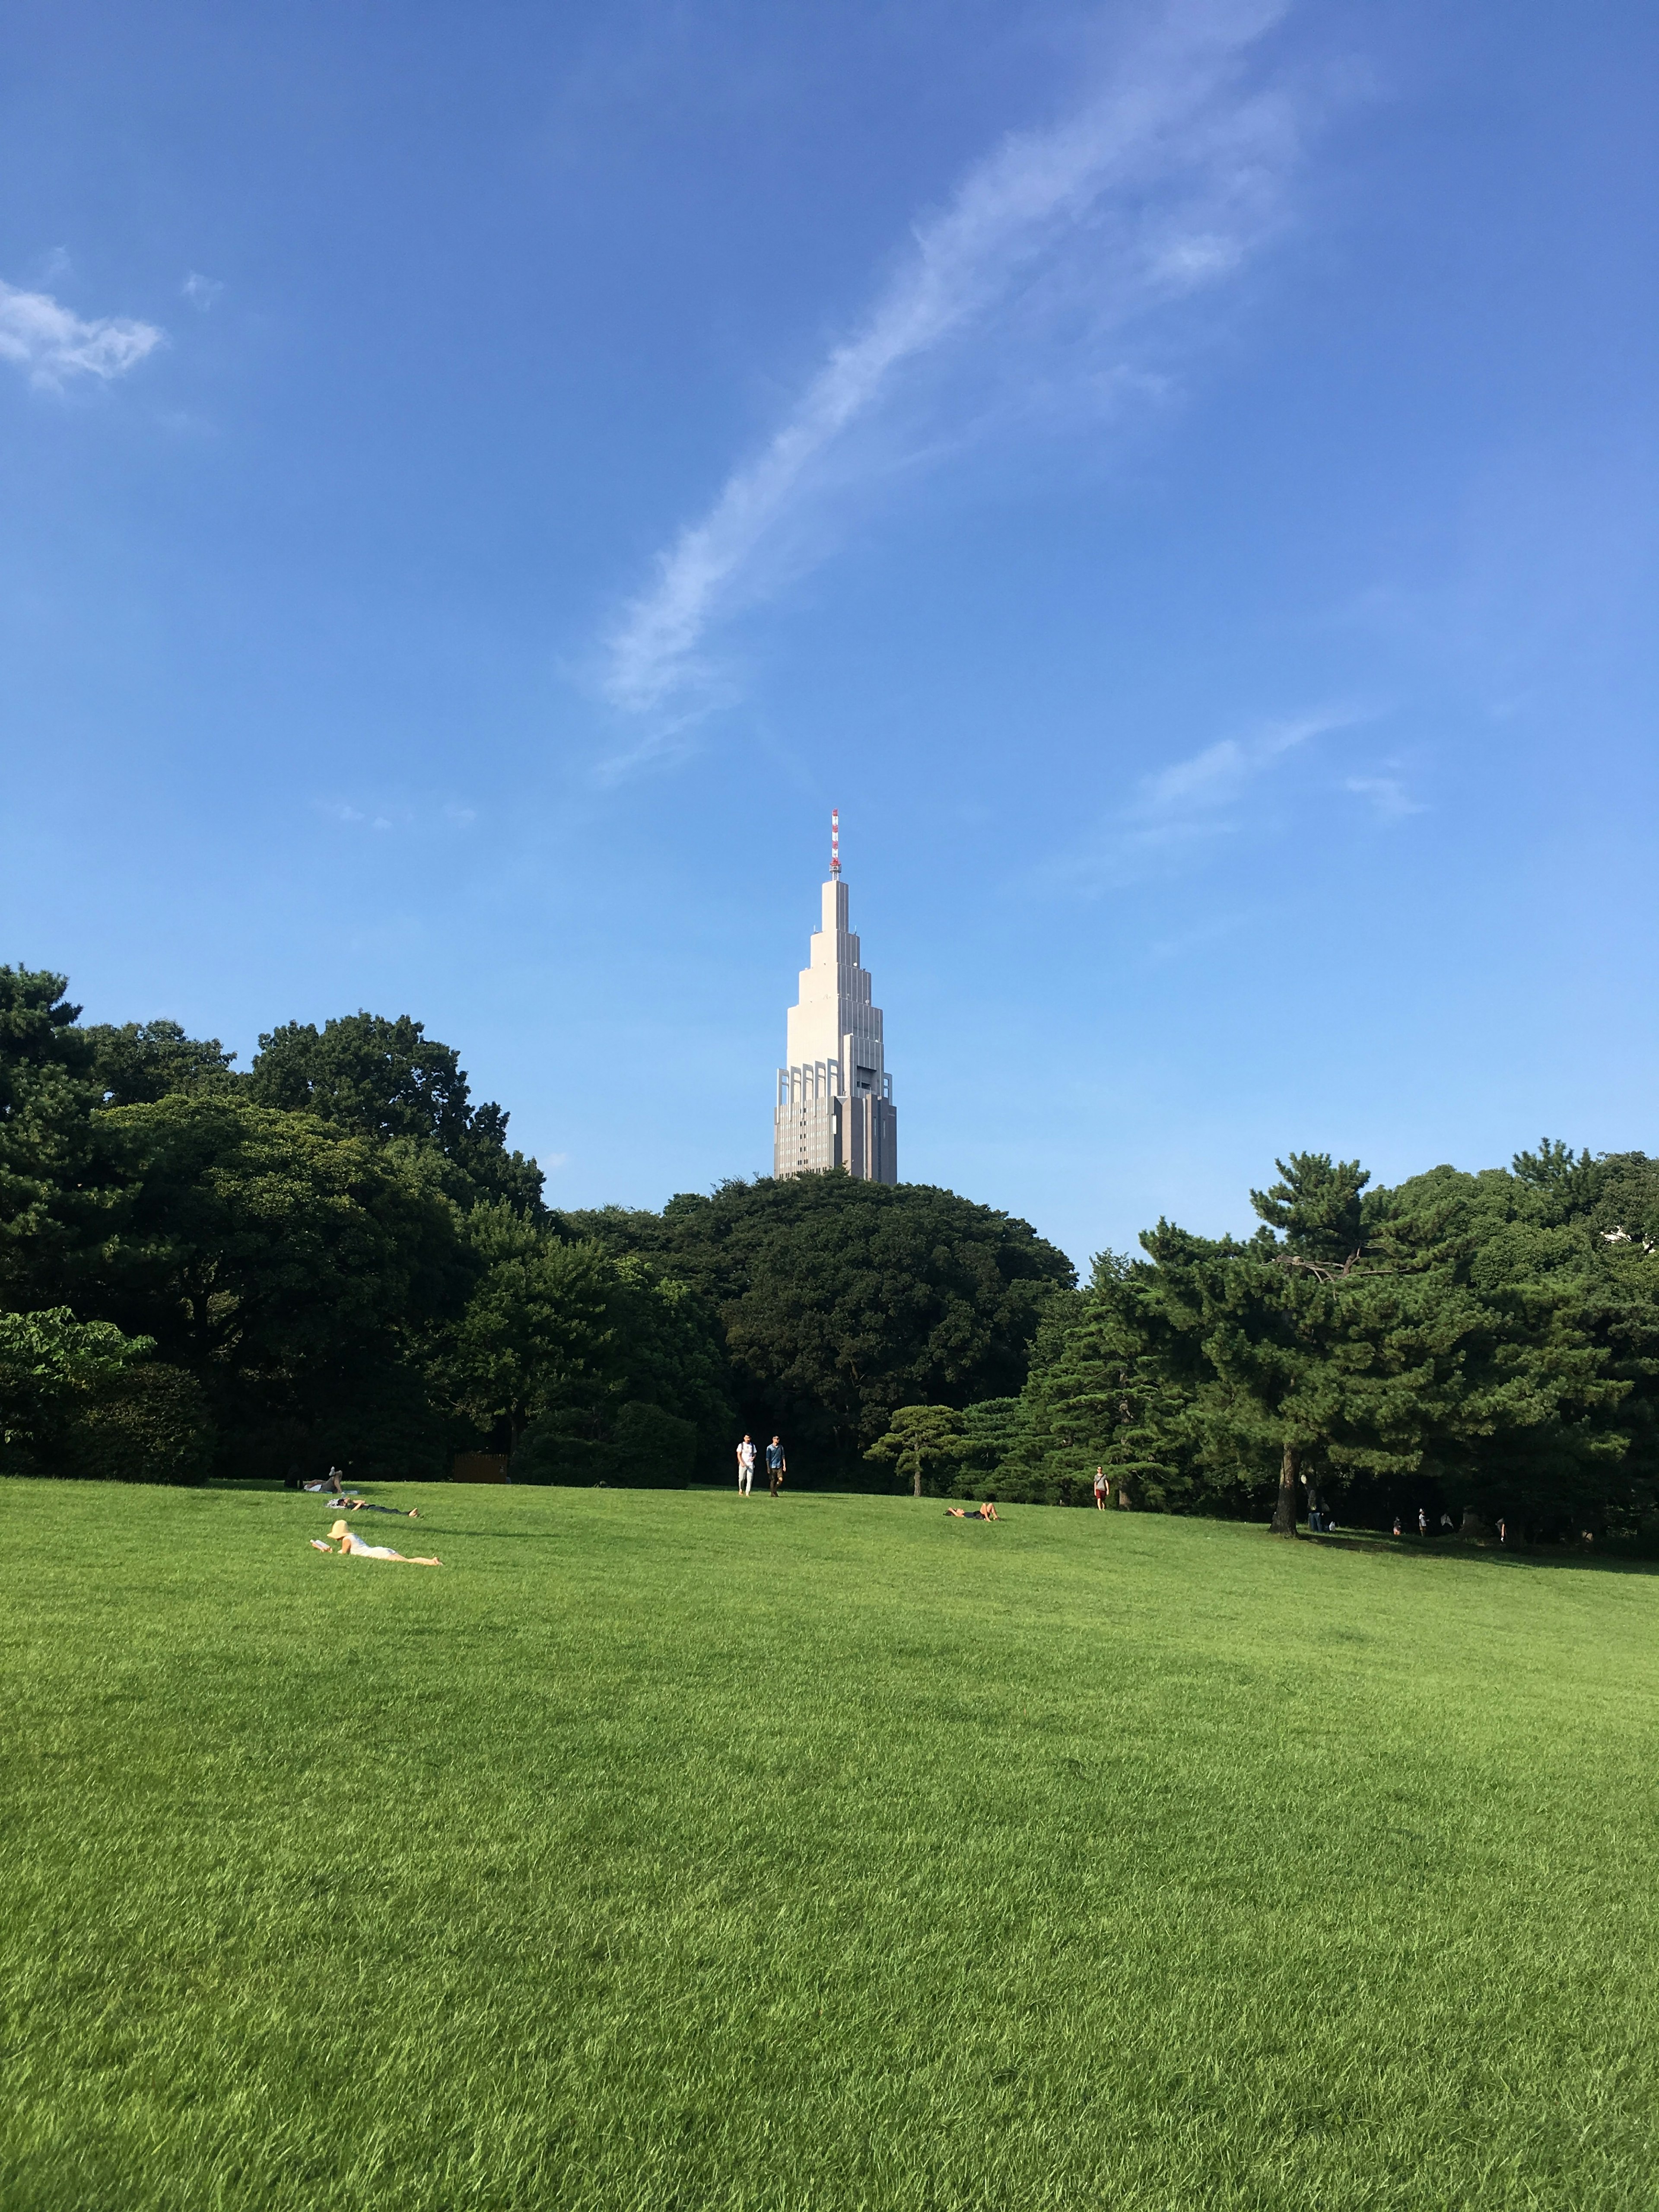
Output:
[
  {"xmin": 1093, "ymin": 1467, "xmax": 1108, "ymax": 1511},
  {"xmin": 736, "ymin": 1434, "xmax": 756, "ymax": 1497},
  {"xmin": 766, "ymin": 1437, "xmax": 786, "ymax": 1498}
]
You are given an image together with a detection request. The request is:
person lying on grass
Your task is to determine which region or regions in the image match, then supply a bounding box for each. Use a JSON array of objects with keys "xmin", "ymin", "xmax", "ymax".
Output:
[
  {"xmin": 316, "ymin": 1520, "xmax": 442, "ymax": 1564},
  {"xmin": 945, "ymin": 1501, "xmax": 1000, "ymax": 1521},
  {"xmin": 326, "ymin": 1492, "xmax": 420, "ymax": 1517}
]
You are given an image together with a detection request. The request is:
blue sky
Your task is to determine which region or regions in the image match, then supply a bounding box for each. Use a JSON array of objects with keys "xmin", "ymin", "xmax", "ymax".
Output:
[{"xmin": 2, "ymin": 0, "xmax": 1654, "ymax": 1268}]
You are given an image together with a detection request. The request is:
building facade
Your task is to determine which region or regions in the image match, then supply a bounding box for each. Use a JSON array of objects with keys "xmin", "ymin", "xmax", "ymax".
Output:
[{"xmin": 773, "ymin": 821, "xmax": 897, "ymax": 1183}]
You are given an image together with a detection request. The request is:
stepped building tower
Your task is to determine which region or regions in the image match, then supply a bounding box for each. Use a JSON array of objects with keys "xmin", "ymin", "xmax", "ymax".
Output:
[{"xmin": 773, "ymin": 811, "xmax": 897, "ymax": 1183}]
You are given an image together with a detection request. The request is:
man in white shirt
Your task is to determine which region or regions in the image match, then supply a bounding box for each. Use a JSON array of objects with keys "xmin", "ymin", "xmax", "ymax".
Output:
[{"xmin": 736, "ymin": 1434, "xmax": 756, "ymax": 1497}]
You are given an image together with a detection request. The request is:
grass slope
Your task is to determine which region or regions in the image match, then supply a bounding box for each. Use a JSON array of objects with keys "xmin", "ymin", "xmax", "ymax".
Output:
[{"xmin": 3, "ymin": 1482, "xmax": 1657, "ymax": 2211}]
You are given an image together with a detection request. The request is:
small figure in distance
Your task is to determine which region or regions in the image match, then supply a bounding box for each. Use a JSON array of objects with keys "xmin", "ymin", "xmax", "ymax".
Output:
[
  {"xmin": 736, "ymin": 1434, "xmax": 756, "ymax": 1498},
  {"xmin": 945, "ymin": 1499, "xmax": 1000, "ymax": 1521},
  {"xmin": 1392, "ymin": 1515, "xmax": 1402, "ymax": 1537},
  {"xmin": 1093, "ymin": 1466, "xmax": 1108, "ymax": 1512},
  {"xmin": 324, "ymin": 1520, "xmax": 442, "ymax": 1564},
  {"xmin": 1417, "ymin": 1506, "xmax": 1428, "ymax": 1536},
  {"xmin": 1497, "ymin": 1517, "xmax": 1507, "ymax": 1544},
  {"xmin": 766, "ymin": 1435, "xmax": 786, "ymax": 1499}
]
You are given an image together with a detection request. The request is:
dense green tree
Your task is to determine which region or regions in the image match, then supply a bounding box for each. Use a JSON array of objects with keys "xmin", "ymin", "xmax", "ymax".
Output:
[
  {"xmin": 248, "ymin": 1011, "xmax": 544, "ymax": 1214},
  {"xmin": 864, "ymin": 1403, "xmax": 968, "ymax": 1497},
  {"xmin": 0, "ymin": 1307, "xmax": 154, "ymax": 1471},
  {"xmin": 604, "ymin": 1257, "xmax": 733, "ymax": 1471},
  {"xmin": 1376, "ymin": 1160, "xmax": 1640, "ymax": 1535},
  {"xmin": 433, "ymin": 1205, "xmax": 618, "ymax": 1448},
  {"xmin": 1061, "ymin": 1153, "xmax": 1638, "ymax": 1538},
  {"xmin": 436, "ymin": 1205, "xmax": 731, "ymax": 1473},
  {"xmin": 1249, "ymin": 1152, "xmax": 1379, "ymax": 1270},
  {"xmin": 0, "ymin": 969, "xmax": 113, "ymax": 1306},
  {"xmin": 953, "ymin": 1396, "xmax": 1036, "ymax": 1497},
  {"xmin": 84, "ymin": 1020, "xmax": 239, "ymax": 1106},
  {"xmin": 567, "ymin": 1174, "xmax": 1074, "ymax": 1474},
  {"xmin": 64, "ymin": 1363, "xmax": 217, "ymax": 1485},
  {"xmin": 89, "ymin": 1095, "xmax": 468, "ymax": 1475},
  {"xmin": 1017, "ymin": 1257, "xmax": 1202, "ymax": 1509}
]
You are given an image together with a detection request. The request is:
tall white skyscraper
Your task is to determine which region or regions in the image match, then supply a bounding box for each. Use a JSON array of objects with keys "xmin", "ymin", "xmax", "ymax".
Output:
[{"xmin": 773, "ymin": 812, "xmax": 897, "ymax": 1183}]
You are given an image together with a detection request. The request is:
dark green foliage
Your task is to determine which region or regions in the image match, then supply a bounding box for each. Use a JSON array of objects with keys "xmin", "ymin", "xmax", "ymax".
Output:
[
  {"xmin": 1249, "ymin": 1151, "xmax": 1375, "ymax": 1265},
  {"xmin": 12, "ymin": 956, "xmax": 1659, "ymax": 1529},
  {"xmin": 248, "ymin": 1011, "xmax": 544, "ymax": 1215},
  {"xmin": 951, "ymin": 1396, "xmax": 1034, "ymax": 1497},
  {"xmin": 604, "ymin": 1259, "xmax": 734, "ymax": 1478},
  {"xmin": 89, "ymin": 1095, "xmax": 468, "ymax": 1476},
  {"xmin": 84, "ymin": 1019, "xmax": 239, "ymax": 1105},
  {"xmin": 432, "ymin": 1207, "xmax": 729, "ymax": 1456},
  {"xmin": 434, "ymin": 1208, "xmax": 618, "ymax": 1448},
  {"xmin": 0, "ymin": 1307, "xmax": 156, "ymax": 1473},
  {"xmin": 62, "ymin": 1362, "xmax": 217, "ymax": 1485},
  {"xmin": 863, "ymin": 1403, "xmax": 969, "ymax": 1495},
  {"xmin": 1016, "ymin": 1258, "xmax": 1205, "ymax": 1510},
  {"xmin": 1006, "ymin": 1145, "xmax": 1659, "ymax": 1537},
  {"xmin": 0, "ymin": 969, "xmax": 113, "ymax": 1307},
  {"xmin": 511, "ymin": 1399, "xmax": 697, "ymax": 1487},
  {"xmin": 567, "ymin": 1174, "xmax": 1074, "ymax": 1477}
]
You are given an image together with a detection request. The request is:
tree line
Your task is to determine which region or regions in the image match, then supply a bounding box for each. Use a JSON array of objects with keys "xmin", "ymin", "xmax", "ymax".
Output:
[
  {"xmin": 0, "ymin": 967, "xmax": 1072, "ymax": 1486},
  {"xmin": 11, "ymin": 959, "xmax": 1651, "ymax": 1536},
  {"xmin": 868, "ymin": 1148, "xmax": 1659, "ymax": 1541}
]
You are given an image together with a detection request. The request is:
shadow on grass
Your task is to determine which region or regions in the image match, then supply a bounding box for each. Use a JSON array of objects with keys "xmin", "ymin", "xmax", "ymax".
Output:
[{"xmin": 1305, "ymin": 1529, "xmax": 1659, "ymax": 1578}]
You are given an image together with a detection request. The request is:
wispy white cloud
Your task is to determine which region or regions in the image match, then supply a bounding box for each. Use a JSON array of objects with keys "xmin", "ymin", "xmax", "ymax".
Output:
[
  {"xmin": 1344, "ymin": 772, "xmax": 1424, "ymax": 823},
  {"xmin": 1131, "ymin": 712, "xmax": 1319, "ymax": 820},
  {"xmin": 600, "ymin": 0, "xmax": 1305, "ymax": 745},
  {"xmin": 314, "ymin": 797, "xmax": 481, "ymax": 835},
  {"xmin": 0, "ymin": 277, "xmax": 164, "ymax": 389},
  {"xmin": 181, "ymin": 270, "xmax": 224, "ymax": 312},
  {"xmin": 1045, "ymin": 707, "xmax": 1363, "ymax": 893}
]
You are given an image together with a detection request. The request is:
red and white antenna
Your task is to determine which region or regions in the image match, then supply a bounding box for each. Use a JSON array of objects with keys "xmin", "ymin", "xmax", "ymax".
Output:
[{"xmin": 830, "ymin": 807, "xmax": 841, "ymax": 878}]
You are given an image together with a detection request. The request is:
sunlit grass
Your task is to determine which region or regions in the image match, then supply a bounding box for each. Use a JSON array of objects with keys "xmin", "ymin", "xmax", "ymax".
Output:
[{"xmin": 3, "ymin": 1480, "xmax": 1656, "ymax": 2209}]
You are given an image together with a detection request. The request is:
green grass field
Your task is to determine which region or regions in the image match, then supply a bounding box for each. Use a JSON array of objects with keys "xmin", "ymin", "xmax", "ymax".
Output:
[{"xmin": 4, "ymin": 1482, "xmax": 1657, "ymax": 2211}]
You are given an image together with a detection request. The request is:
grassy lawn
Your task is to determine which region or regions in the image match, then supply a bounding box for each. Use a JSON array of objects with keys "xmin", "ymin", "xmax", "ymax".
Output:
[{"xmin": 3, "ymin": 1481, "xmax": 1656, "ymax": 2211}]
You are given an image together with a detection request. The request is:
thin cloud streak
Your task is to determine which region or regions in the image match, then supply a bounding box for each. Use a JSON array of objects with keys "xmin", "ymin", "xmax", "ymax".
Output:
[
  {"xmin": 601, "ymin": 0, "xmax": 1300, "ymax": 736},
  {"xmin": 1043, "ymin": 708, "xmax": 1366, "ymax": 894},
  {"xmin": 0, "ymin": 278, "xmax": 164, "ymax": 388},
  {"xmin": 1345, "ymin": 772, "xmax": 1425, "ymax": 823}
]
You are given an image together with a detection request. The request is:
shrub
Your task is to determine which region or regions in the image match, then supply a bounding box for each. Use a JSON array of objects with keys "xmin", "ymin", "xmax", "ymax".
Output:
[
  {"xmin": 64, "ymin": 1363, "xmax": 216, "ymax": 1485},
  {"xmin": 510, "ymin": 1400, "xmax": 696, "ymax": 1487}
]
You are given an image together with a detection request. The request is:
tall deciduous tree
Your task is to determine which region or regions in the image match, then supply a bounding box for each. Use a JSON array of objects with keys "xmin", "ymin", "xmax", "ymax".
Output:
[
  {"xmin": 90, "ymin": 1095, "xmax": 468, "ymax": 1473},
  {"xmin": 567, "ymin": 1175, "xmax": 1074, "ymax": 1473},
  {"xmin": 248, "ymin": 1011, "xmax": 544, "ymax": 1215},
  {"xmin": 433, "ymin": 1205, "xmax": 618, "ymax": 1447}
]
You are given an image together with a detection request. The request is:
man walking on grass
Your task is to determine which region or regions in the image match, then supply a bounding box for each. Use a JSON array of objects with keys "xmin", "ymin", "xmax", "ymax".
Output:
[
  {"xmin": 766, "ymin": 1436, "xmax": 786, "ymax": 1498},
  {"xmin": 736, "ymin": 1434, "xmax": 756, "ymax": 1497}
]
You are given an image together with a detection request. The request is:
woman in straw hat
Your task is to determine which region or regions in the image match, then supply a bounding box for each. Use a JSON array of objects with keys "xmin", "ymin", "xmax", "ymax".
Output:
[{"xmin": 321, "ymin": 1520, "xmax": 442, "ymax": 1564}]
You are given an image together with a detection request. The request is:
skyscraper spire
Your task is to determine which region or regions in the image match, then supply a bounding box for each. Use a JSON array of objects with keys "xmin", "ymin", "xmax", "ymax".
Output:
[{"xmin": 773, "ymin": 817, "xmax": 896, "ymax": 1183}]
